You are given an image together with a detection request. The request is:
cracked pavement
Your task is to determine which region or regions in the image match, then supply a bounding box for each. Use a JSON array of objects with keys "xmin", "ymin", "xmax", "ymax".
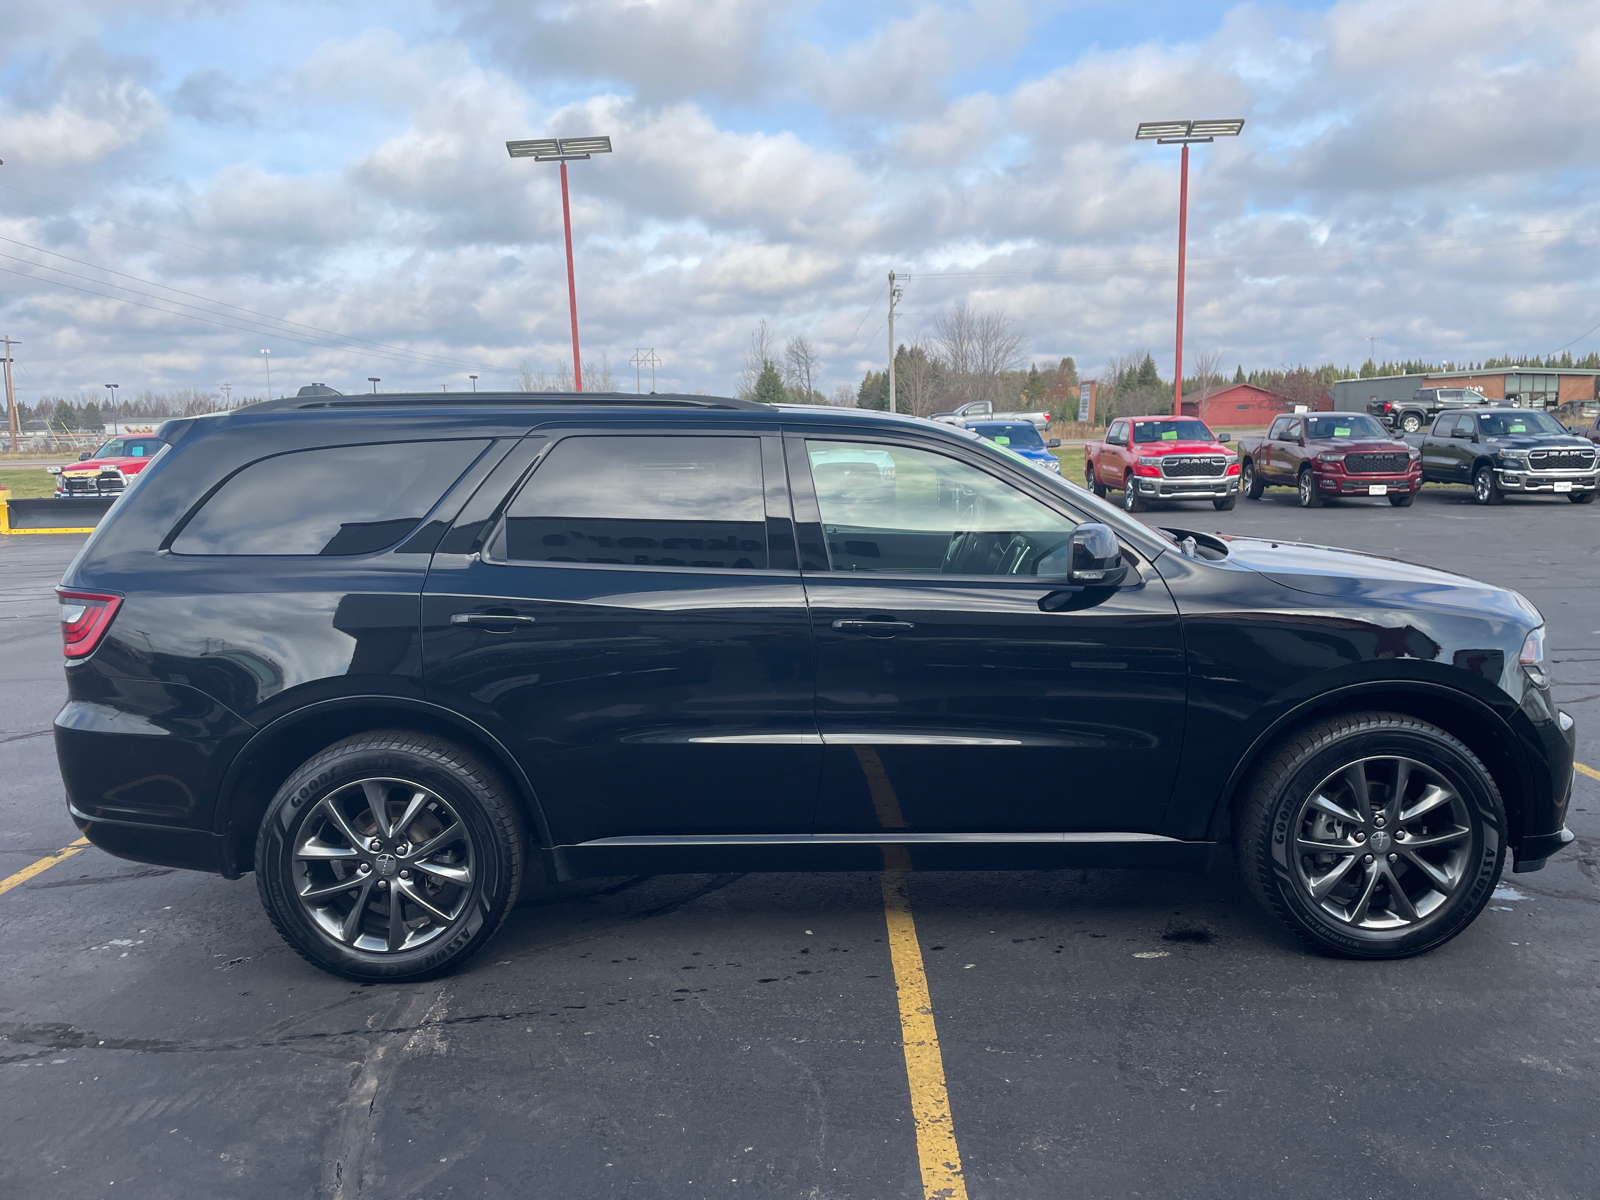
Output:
[{"xmin": 2, "ymin": 484, "xmax": 1598, "ymax": 1199}]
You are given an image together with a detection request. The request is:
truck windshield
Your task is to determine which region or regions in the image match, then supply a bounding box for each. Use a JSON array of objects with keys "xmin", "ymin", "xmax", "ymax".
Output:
[
  {"xmin": 1132, "ymin": 419, "xmax": 1215, "ymax": 444},
  {"xmin": 1479, "ymin": 412, "xmax": 1565, "ymax": 437},
  {"xmin": 970, "ymin": 423, "xmax": 1044, "ymax": 449},
  {"xmin": 1304, "ymin": 415, "xmax": 1387, "ymax": 440}
]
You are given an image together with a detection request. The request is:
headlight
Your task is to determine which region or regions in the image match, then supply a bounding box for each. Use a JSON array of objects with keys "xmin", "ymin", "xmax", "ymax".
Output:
[
  {"xmin": 1043, "ymin": 459, "xmax": 1060, "ymax": 472},
  {"xmin": 1137, "ymin": 456, "xmax": 1164, "ymax": 467},
  {"xmin": 1499, "ymin": 448, "xmax": 1529, "ymax": 462},
  {"xmin": 1316, "ymin": 452, "xmax": 1345, "ymax": 463},
  {"xmin": 47, "ymin": 465, "xmax": 62, "ymax": 475},
  {"xmin": 1521, "ymin": 626, "xmax": 1548, "ymax": 688}
]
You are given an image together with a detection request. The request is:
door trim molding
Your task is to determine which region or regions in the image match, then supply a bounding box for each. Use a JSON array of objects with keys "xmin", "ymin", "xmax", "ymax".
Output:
[{"xmin": 572, "ymin": 831, "xmax": 1192, "ymax": 847}]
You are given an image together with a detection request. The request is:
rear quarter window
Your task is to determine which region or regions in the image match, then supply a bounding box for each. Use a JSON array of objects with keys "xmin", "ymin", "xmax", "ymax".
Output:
[{"xmin": 171, "ymin": 440, "xmax": 489, "ymax": 556}]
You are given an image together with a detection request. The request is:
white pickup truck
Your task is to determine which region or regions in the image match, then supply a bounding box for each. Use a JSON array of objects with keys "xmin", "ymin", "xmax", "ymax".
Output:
[{"xmin": 932, "ymin": 400, "xmax": 1050, "ymax": 428}]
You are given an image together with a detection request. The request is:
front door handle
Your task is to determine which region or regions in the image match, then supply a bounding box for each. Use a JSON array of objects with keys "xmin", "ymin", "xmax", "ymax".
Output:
[
  {"xmin": 832, "ymin": 618, "xmax": 915, "ymax": 637},
  {"xmin": 450, "ymin": 612, "xmax": 537, "ymax": 628}
]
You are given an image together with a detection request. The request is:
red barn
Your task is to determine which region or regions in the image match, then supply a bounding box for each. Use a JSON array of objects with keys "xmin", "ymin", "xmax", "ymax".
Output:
[{"xmin": 1181, "ymin": 383, "xmax": 1291, "ymax": 427}]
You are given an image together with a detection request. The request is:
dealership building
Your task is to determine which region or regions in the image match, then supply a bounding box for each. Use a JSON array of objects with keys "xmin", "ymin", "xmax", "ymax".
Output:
[{"xmin": 1331, "ymin": 368, "xmax": 1600, "ymax": 412}]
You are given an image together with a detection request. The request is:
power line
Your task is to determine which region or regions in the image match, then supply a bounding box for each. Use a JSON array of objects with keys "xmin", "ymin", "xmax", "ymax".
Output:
[
  {"xmin": 842, "ymin": 280, "xmax": 889, "ymax": 351},
  {"xmin": 0, "ymin": 235, "xmax": 497, "ymax": 374}
]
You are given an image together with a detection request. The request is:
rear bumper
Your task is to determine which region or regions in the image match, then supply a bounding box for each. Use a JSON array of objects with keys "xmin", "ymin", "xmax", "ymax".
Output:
[{"xmin": 69, "ymin": 803, "xmax": 235, "ymax": 875}]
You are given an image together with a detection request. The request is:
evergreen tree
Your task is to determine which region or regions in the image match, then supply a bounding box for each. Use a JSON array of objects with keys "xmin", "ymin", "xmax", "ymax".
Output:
[
  {"xmin": 1233, "ymin": 365, "xmax": 1245, "ymax": 383},
  {"xmin": 1022, "ymin": 364, "xmax": 1044, "ymax": 406},
  {"xmin": 857, "ymin": 369, "xmax": 889, "ymax": 411},
  {"xmin": 754, "ymin": 363, "xmax": 787, "ymax": 406},
  {"xmin": 79, "ymin": 402, "xmax": 104, "ymax": 431},
  {"xmin": 1136, "ymin": 353, "xmax": 1161, "ymax": 388},
  {"xmin": 1059, "ymin": 357, "xmax": 1079, "ymax": 389},
  {"xmin": 51, "ymin": 400, "xmax": 77, "ymax": 431}
]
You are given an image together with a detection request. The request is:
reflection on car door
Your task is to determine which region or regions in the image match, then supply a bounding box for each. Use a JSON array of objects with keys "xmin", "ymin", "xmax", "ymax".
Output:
[
  {"xmin": 788, "ymin": 434, "xmax": 1186, "ymax": 835},
  {"xmin": 422, "ymin": 432, "xmax": 820, "ymax": 845}
]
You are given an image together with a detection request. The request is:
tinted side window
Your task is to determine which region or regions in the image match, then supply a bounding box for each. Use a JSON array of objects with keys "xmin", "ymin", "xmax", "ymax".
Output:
[
  {"xmin": 125, "ymin": 438, "xmax": 163, "ymax": 457},
  {"xmin": 495, "ymin": 436, "xmax": 767, "ymax": 569},
  {"xmin": 1267, "ymin": 417, "xmax": 1288, "ymax": 439},
  {"xmin": 173, "ymin": 440, "xmax": 489, "ymax": 556},
  {"xmin": 806, "ymin": 440, "xmax": 1076, "ymax": 576},
  {"xmin": 1454, "ymin": 415, "xmax": 1477, "ymax": 437}
]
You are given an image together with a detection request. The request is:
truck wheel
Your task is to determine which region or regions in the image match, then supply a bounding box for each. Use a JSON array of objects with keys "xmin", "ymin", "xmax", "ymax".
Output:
[
  {"xmin": 255, "ymin": 730, "xmax": 525, "ymax": 982},
  {"xmin": 1213, "ymin": 493, "xmax": 1236, "ymax": 511},
  {"xmin": 1568, "ymin": 491, "xmax": 1595, "ymax": 504},
  {"xmin": 1297, "ymin": 467, "xmax": 1323, "ymax": 508},
  {"xmin": 1472, "ymin": 463, "xmax": 1504, "ymax": 506},
  {"xmin": 1399, "ymin": 412, "xmax": 1424, "ymax": 434},
  {"xmin": 1122, "ymin": 472, "xmax": 1146, "ymax": 513},
  {"xmin": 1085, "ymin": 462, "xmax": 1106, "ymax": 497},
  {"xmin": 1389, "ymin": 491, "xmax": 1415, "ymax": 507},
  {"xmin": 1241, "ymin": 460, "xmax": 1264, "ymax": 499},
  {"xmin": 1235, "ymin": 711, "xmax": 1504, "ymax": 959}
]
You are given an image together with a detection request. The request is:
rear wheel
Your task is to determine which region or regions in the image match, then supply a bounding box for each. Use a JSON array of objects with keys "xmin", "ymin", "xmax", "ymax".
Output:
[
  {"xmin": 1086, "ymin": 461, "xmax": 1106, "ymax": 497},
  {"xmin": 1122, "ymin": 471, "xmax": 1146, "ymax": 513},
  {"xmin": 1236, "ymin": 712, "xmax": 1504, "ymax": 959},
  {"xmin": 1400, "ymin": 412, "xmax": 1424, "ymax": 434},
  {"xmin": 1241, "ymin": 459, "xmax": 1264, "ymax": 499},
  {"xmin": 1389, "ymin": 491, "xmax": 1415, "ymax": 507},
  {"xmin": 1297, "ymin": 467, "xmax": 1323, "ymax": 508},
  {"xmin": 256, "ymin": 731, "xmax": 525, "ymax": 982},
  {"xmin": 1473, "ymin": 463, "xmax": 1503, "ymax": 505},
  {"xmin": 1569, "ymin": 490, "xmax": 1595, "ymax": 504}
]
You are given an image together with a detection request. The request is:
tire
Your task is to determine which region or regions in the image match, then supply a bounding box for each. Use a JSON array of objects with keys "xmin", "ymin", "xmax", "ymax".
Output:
[
  {"xmin": 1399, "ymin": 412, "xmax": 1423, "ymax": 434},
  {"xmin": 1086, "ymin": 462, "xmax": 1106, "ymax": 498},
  {"xmin": 1213, "ymin": 493, "xmax": 1236, "ymax": 511},
  {"xmin": 1569, "ymin": 491, "xmax": 1595, "ymax": 504},
  {"xmin": 1472, "ymin": 463, "xmax": 1503, "ymax": 506},
  {"xmin": 1122, "ymin": 471, "xmax": 1146, "ymax": 513},
  {"xmin": 1235, "ymin": 712, "xmax": 1505, "ymax": 959},
  {"xmin": 1297, "ymin": 467, "xmax": 1323, "ymax": 508},
  {"xmin": 255, "ymin": 730, "xmax": 525, "ymax": 982},
  {"xmin": 1241, "ymin": 459, "xmax": 1264, "ymax": 500},
  {"xmin": 1389, "ymin": 491, "xmax": 1415, "ymax": 507}
]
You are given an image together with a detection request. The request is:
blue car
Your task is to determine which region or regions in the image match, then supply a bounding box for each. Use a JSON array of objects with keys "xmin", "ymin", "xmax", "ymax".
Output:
[{"xmin": 965, "ymin": 420, "xmax": 1063, "ymax": 474}]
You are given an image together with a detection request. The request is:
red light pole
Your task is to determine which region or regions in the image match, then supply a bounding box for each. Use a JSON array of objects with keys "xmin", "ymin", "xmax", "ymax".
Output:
[
  {"xmin": 1135, "ymin": 120, "xmax": 1244, "ymax": 415},
  {"xmin": 507, "ymin": 135, "xmax": 614, "ymax": 392}
]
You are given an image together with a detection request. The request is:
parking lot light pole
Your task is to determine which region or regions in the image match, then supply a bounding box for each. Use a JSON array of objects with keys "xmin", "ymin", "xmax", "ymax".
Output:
[
  {"xmin": 368, "ymin": 377, "xmax": 380, "ymax": 393},
  {"xmin": 469, "ymin": 374, "xmax": 478, "ymax": 392},
  {"xmin": 507, "ymin": 135, "xmax": 613, "ymax": 392},
  {"xmin": 1134, "ymin": 119, "xmax": 1245, "ymax": 415},
  {"xmin": 103, "ymin": 383, "xmax": 118, "ymax": 435},
  {"xmin": 260, "ymin": 349, "xmax": 271, "ymax": 400}
]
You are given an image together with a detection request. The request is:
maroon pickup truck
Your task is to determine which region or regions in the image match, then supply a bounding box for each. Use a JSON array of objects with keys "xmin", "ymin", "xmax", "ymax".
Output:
[{"xmin": 1238, "ymin": 412, "xmax": 1421, "ymax": 508}]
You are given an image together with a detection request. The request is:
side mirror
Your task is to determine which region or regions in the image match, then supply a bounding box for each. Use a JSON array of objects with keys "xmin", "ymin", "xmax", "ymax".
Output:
[
  {"xmin": 1216, "ymin": 432, "xmax": 1230, "ymax": 442},
  {"xmin": 1047, "ymin": 438, "xmax": 1061, "ymax": 448},
  {"xmin": 1065, "ymin": 523, "xmax": 1127, "ymax": 587},
  {"xmin": 78, "ymin": 451, "xmax": 92, "ymax": 460}
]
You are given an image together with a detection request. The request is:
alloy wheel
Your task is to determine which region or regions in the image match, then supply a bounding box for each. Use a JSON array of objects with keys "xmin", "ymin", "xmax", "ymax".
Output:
[
  {"xmin": 1291, "ymin": 756, "xmax": 1472, "ymax": 934},
  {"xmin": 291, "ymin": 776, "xmax": 476, "ymax": 953}
]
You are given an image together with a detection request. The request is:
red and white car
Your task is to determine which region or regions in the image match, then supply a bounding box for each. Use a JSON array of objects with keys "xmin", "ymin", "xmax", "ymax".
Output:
[
  {"xmin": 49, "ymin": 435, "xmax": 167, "ymax": 499},
  {"xmin": 1084, "ymin": 415, "xmax": 1240, "ymax": 512}
]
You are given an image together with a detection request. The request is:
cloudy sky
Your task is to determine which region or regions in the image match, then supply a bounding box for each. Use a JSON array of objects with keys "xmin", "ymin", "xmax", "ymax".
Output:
[{"xmin": 3, "ymin": 0, "xmax": 1599, "ymax": 402}]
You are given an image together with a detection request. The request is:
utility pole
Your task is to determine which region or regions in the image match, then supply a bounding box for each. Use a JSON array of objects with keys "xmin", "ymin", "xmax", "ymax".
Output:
[
  {"xmin": 222, "ymin": 382, "xmax": 232, "ymax": 408},
  {"xmin": 260, "ymin": 349, "xmax": 272, "ymax": 399},
  {"xmin": 1367, "ymin": 336, "xmax": 1382, "ymax": 366},
  {"xmin": 2, "ymin": 336, "xmax": 19, "ymax": 452},
  {"xmin": 887, "ymin": 271, "xmax": 902, "ymax": 414},
  {"xmin": 630, "ymin": 348, "xmax": 660, "ymax": 393}
]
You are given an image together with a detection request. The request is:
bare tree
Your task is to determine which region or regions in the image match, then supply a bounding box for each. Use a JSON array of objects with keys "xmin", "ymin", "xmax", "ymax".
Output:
[
  {"xmin": 1193, "ymin": 348, "xmax": 1223, "ymax": 400},
  {"xmin": 584, "ymin": 351, "xmax": 617, "ymax": 392},
  {"xmin": 738, "ymin": 319, "xmax": 778, "ymax": 399},
  {"xmin": 516, "ymin": 360, "xmax": 541, "ymax": 391},
  {"xmin": 783, "ymin": 335, "xmax": 821, "ymax": 402},
  {"xmin": 828, "ymin": 383, "xmax": 856, "ymax": 407},
  {"xmin": 931, "ymin": 305, "xmax": 1025, "ymax": 406},
  {"xmin": 897, "ymin": 339, "xmax": 942, "ymax": 418},
  {"xmin": 553, "ymin": 361, "xmax": 574, "ymax": 392}
]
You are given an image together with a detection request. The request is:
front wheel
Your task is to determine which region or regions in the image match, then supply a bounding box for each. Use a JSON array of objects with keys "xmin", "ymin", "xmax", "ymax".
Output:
[
  {"xmin": 1213, "ymin": 493, "xmax": 1236, "ymax": 511},
  {"xmin": 1473, "ymin": 463, "xmax": 1503, "ymax": 505},
  {"xmin": 1241, "ymin": 460, "xmax": 1264, "ymax": 499},
  {"xmin": 1297, "ymin": 468, "xmax": 1323, "ymax": 508},
  {"xmin": 1122, "ymin": 472, "xmax": 1146, "ymax": 513},
  {"xmin": 1569, "ymin": 490, "xmax": 1595, "ymax": 504},
  {"xmin": 255, "ymin": 731, "xmax": 525, "ymax": 982},
  {"xmin": 1236, "ymin": 712, "xmax": 1505, "ymax": 959},
  {"xmin": 1389, "ymin": 491, "xmax": 1415, "ymax": 507}
]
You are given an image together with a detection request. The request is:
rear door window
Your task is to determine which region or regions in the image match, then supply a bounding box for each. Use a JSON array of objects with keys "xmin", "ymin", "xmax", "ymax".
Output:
[
  {"xmin": 491, "ymin": 436, "xmax": 768, "ymax": 570},
  {"xmin": 172, "ymin": 440, "xmax": 489, "ymax": 556}
]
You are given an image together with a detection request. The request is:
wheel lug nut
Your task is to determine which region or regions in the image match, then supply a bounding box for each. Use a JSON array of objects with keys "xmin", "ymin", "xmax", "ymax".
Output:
[
  {"xmin": 1355, "ymin": 832, "xmax": 1366, "ymax": 843},
  {"xmin": 1373, "ymin": 816, "xmax": 1386, "ymax": 828},
  {"xmin": 399, "ymin": 870, "xmax": 410, "ymax": 881},
  {"xmin": 358, "ymin": 863, "xmax": 371, "ymax": 874},
  {"xmin": 1393, "ymin": 830, "xmax": 1406, "ymax": 841},
  {"xmin": 395, "ymin": 844, "xmax": 408, "ymax": 857},
  {"xmin": 1364, "ymin": 854, "xmax": 1374, "ymax": 864},
  {"xmin": 1388, "ymin": 853, "xmax": 1398, "ymax": 863},
  {"xmin": 369, "ymin": 838, "xmax": 382, "ymax": 851},
  {"xmin": 377, "ymin": 879, "xmax": 388, "ymax": 890}
]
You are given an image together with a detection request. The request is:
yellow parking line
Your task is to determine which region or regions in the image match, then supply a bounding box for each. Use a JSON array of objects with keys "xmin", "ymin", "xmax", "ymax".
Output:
[
  {"xmin": 882, "ymin": 850, "xmax": 969, "ymax": 1200},
  {"xmin": 1575, "ymin": 761, "xmax": 1600, "ymax": 783},
  {"xmin": 0, "ymin": 836, "xmax": 90, "ymax": 897}
]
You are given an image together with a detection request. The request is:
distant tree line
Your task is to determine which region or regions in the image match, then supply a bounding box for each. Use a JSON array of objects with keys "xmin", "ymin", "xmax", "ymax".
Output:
[{"xmin": 15, "ymin": 388, "xmax": 243, "ymax": 430}]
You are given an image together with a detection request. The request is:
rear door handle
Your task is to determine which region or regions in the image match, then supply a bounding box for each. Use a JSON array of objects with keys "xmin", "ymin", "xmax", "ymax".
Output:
[
  {"xmin": 832, "ymin": 619, "xmax": 915, "ymax": 636},
  {"xmin": 450, "ymin": 613, "xmax": 537, "ymax": 627}
]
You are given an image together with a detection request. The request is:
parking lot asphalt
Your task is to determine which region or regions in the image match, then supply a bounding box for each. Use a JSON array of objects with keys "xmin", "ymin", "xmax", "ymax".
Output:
[{"xmin": 3, "ymin": 484, "xmax": 1598, "ymax": 1200}]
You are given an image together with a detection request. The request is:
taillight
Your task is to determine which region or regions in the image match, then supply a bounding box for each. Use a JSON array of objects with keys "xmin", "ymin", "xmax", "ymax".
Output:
[{"xmin": 56, "ymin": 588, "xmax": 122, "ymax": 659}]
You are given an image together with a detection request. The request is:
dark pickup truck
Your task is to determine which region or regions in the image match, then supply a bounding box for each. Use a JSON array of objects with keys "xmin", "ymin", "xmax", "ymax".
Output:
[
  {"xmin": 1238, "ymin": 412, "xmax": 1421, "ymax": 508},
  {"xmin": 1369, "ymin": 387, "xmax": 1490, "ymax": 435},
  {"xmin": 1421, "ymin": 408, "xmax": 1599, "ymax": 504}
]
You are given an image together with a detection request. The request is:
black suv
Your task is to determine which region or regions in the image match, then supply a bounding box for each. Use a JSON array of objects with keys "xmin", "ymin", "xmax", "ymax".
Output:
[
  {"xmin": 1419, "ymin": 407, "xmax": 1599, "ymax": 504},
  {"xmin": 56, "ymin": 393, "xmax": 1576, "ymax": 980}
]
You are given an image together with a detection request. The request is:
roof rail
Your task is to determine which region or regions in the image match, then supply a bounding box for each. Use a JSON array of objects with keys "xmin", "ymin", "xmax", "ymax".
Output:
[{"xmin": 236, "ymin": 391, "xmax": 771, "ymax": 414}]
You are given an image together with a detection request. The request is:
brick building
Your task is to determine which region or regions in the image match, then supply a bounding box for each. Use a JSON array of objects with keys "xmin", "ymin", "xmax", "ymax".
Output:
[{"xmin": 1180, "ymin": 382, "xmax": 1292, "ymax": 426}]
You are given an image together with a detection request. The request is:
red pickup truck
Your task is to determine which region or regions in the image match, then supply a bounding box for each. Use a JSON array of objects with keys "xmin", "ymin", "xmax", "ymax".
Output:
[
  {"xmin": 48, "ymin": 434, "xmax": 167, "ymax": 499},
  {"xmin": 1236, "ymin": 412, "xmax": 1420, "ymax": 508},
  {"xmin": 1084, "ymin": 415, "xmax": 1239, "ymax": 512}
]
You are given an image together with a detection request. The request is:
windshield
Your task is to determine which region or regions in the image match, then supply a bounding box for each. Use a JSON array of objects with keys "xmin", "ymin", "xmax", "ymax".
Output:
[
  {"xmin": 1132, "ymin": 419, "xmax": 1215, "ymax": 444},
  {"xmin": 1480, "ymin": 411, "xmax": 1565, "ymax": 437},
  {"xmin": 970, "ymin": 423, "xmax": 1045, "ymax": 449},
  {"xmin": 1304, "ymin": 415, "xmax": 1388, "ymax": 440}
]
